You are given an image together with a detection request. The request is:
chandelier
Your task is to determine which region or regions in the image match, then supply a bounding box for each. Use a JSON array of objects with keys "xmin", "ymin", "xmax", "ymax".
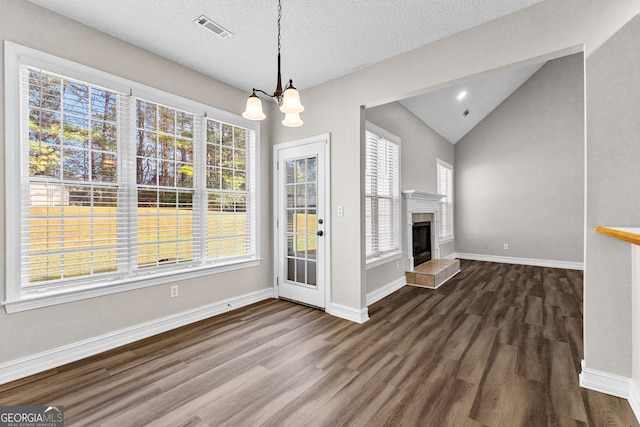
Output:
[{"xmin": 242, "ymin": 0, "xmax": 304, "ymax": 127}]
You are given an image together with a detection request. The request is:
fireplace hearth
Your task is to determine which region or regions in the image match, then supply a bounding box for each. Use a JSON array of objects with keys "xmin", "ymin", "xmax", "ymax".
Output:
[{"xmin": 403, "ymin": 190, "xmax": 460, "ymax": 289}]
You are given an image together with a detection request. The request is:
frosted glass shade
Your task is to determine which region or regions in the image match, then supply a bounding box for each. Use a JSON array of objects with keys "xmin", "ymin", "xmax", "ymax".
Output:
[
  {"xmin": 280, "ymin": 87, "xmax": 305, "ymax": 114},
  {"xmin": 242, "ymin": 94, "xmax": 266, "ymax": 121},
  {"xmin": 282, "ymin": 112, "xmax": 303, "ymax": 127}
]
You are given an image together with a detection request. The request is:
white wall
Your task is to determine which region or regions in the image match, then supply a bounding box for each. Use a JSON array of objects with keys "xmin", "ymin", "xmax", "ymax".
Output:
[
  {"xmin": 0, "ymin": 0, "xmax": 273, "ymax": 365},
  {"xmin": 584, "ymin": 13, "xmax": 640, "ymax": 378},
  {"xmin": 455, "ymin": 53, "xmax": 584, "ymax": 264},
  {"xmin": 634, "ymin": 247, "xmax": 640, "ymax": 398},
  {"xmin": 364, "ymin": 102, "xmax": 454, "ymax": 294}
]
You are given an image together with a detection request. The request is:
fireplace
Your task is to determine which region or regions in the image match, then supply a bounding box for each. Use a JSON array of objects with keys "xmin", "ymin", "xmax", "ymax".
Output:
[
  {"xmin": 412, "ymin": 221, "xmax": 431, "ymax": 267},
  {"xmin": 402, "ymin": 190, "xmax": 444, "ymax": 271}
]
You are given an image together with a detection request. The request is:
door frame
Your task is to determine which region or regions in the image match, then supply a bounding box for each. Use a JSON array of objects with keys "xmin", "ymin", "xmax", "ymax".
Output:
[{"xmin": 273, "ymin": 133, "xmax": 331, "ymax": 310}]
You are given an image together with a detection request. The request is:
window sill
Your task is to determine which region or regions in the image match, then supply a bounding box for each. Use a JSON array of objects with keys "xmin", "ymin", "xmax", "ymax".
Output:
[
  {"xmin": 366, "ymin": 252, "xmax": 403, "ymax": 270},
  {"xmin": 3, "ymin": 258, "xmax": 261, "ymax": 314}
]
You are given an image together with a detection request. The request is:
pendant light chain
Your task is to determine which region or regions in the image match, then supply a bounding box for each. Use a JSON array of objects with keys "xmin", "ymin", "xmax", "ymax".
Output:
[
  {"xmin": 277, "ymin": 0, "xmax": 282, "ymax": 56},
  {"xmin": 242, "ymin": 0, "xmax": 304, "ymax": 127}
]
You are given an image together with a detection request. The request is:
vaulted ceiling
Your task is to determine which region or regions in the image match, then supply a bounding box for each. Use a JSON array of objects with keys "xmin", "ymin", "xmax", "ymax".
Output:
[{"xmin": 401, "ymin": 62, "xmax": 545, "ymax": 144}]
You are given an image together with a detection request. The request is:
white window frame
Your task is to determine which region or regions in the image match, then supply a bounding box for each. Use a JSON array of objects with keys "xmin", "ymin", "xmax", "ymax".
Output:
[
  {"xmin": 437, "ymin": 158, "xmax": 454, "ymax": 243},
  {"xmin": 3, "ymin": 42, "xmax": 261, "ymax": 313},
  {"xmin": 365, "ymin": 121, "xmax": 402, "ymax": 268}
]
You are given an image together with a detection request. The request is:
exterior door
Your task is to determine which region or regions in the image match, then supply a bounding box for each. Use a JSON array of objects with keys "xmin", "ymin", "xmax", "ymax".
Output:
[{"xmin": 274, "ymin": 135, "xmax": 328, "ymax": 308}]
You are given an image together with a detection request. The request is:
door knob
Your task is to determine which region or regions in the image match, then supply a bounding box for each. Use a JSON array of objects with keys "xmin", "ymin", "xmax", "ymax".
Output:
[{"xmin": 317, "ymin": 230, "xmax": 324, "ymax": 236}]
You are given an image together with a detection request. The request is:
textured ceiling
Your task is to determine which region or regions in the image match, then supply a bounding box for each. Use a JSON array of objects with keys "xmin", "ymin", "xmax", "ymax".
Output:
[{"xmin": 25, "ymin": 0, "xmax": 543, "ymax": 94}]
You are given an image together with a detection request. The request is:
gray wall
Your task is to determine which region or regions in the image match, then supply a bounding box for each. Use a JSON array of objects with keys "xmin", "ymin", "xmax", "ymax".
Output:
[
  {"xmin": 2, "ymin": 0, "xmax": 640, "ymax": 387},
  {"xmin": 366, "ymin": 103, "xmax": 454, "ymax": 194},
  {"xmin": 269, "ymin": 0, "xmax": 640, "ymax": 380},
  {"xmin": 455, "ymin": 54, "xmax": 584, "ymax": 263},
  {"xmin": 584, "ymin": 14, "xmax": 640, "ymax": 377},
  {"xmin": 0, "ymin": 0, "xmax": 273, "ymax": 363},
  {"xmin": 364, "ymin": 102, "xmax": 454, "ymax": 294}
]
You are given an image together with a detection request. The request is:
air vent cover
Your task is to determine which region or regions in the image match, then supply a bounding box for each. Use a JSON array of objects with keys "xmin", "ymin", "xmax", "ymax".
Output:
[{"xmin": 194, "ymin": 15, "xmax": 233, "ymax": 39}]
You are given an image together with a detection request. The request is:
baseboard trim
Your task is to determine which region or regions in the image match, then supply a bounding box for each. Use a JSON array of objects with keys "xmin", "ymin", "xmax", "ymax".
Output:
[
  {"xmin": 327, "ymin": 303, "xmax": 369, "ymax": 324},
  {"xmin": 454, "ymin": 252, "xmax": 584, "ymax": 270},
  {"xmin": 579, "ymin": 360, "xmax": 630, "ymax": 399},
  {"xmin": 366, "ymin": 277, "xmax": 406, "ymax": 306},
  {"xmin": 579, "ymin": 362, "xmax": 640, "ymax": 424},
  {"xmin": 0, "ymin": 288, "xmax": 274, "ymax": 386},
  {"xmin": 629, "ymin": 379, "xmax": 640, "ymax": 424}
]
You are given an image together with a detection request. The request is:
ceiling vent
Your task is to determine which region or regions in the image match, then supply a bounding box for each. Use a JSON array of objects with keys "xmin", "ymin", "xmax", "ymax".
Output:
[{"xmin": 194, "ymin": 15, "xmax": 233, "ymax": 39}]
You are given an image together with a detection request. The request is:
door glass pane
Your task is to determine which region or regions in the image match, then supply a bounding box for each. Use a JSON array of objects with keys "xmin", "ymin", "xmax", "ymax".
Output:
[
  {"xmin": 296, "ymin": 159, "xmax": 305, "ymax": 183},
  {"xmin": 307, "ymin": 184, "xmax": 316, "ymax": 208},
  {"xmin": 296, "ymin": 261, "xmax": 306, "ymax": 283},
  {"xmin": 286, "ymin": 160, "xmax": 295, "ymax": 183},
  {"xmin": 287, "ymin": 210, "xmax": 294, "ymax": 232},
  {"xmin": 287, "ymin": 235, "xmax": 294, "ymax": 256},
  {"xmin": 287, "ymin": 257, "xmax": 295, "ymax": 282},
  {"xmin": 287, "ymin": 184, "xmax": 294, "ymax": 208},
  {"xmin": 306, "ymin": 157, "xmax": 317, "ymax": 182},
  {"xmin": 283, "ymin": 154, "xmax": 318, "ymax": 287},
  {"xmin": 307, "ymin": 210, "xmax": 317, "ymax": 235},
  {"xmin": 307, "ymin": 261, "xmax": 317, "ymax": 286},
  {"xmin": 296, "ymin": 184, "xmax": 305, "ymax": 207}
]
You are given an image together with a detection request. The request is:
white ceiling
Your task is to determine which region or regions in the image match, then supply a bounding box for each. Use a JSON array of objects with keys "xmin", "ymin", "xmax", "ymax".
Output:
[
  {"xmin": 26, "ymin": 0, "xmax": 545, "ymax": 141},
  {"xmin": 400, "ymin": 62, "xmax": 545, "ymax": 144},
  {"xmin": 26, "ymin": 0, "xmax": 542, "ymax": 93}
]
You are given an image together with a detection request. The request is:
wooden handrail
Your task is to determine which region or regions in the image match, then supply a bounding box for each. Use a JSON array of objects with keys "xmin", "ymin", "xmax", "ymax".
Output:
[{"xmin": 596, "ymin": 226, "xmax": 640, "ymax": 246}]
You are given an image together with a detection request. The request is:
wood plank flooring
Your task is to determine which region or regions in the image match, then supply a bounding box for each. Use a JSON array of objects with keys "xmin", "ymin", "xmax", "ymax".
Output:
[{"xmin": 0, "ymin": 260, "xmax": 637, "ymax": 426}]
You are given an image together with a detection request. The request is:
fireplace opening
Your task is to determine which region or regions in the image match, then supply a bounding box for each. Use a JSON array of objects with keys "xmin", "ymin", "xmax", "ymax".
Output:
[{"xmin": 413, "ymin": 221, "xmax": 432, "ymax": 267}]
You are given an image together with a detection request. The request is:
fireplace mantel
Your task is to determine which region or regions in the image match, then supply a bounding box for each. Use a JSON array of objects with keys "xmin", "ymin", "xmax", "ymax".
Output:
[
  {"xmin": 402, "ymin": 190, "xmax": 444, "ymax": 271},
  {"xmin": 402, "ymin": 190, "xmax": 445, "ymax": 203}
]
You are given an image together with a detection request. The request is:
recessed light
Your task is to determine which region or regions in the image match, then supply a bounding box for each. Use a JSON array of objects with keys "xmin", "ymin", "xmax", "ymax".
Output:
[{"xmin": 457, "ymin": 90, "xmax": 467, "ymax": 101}]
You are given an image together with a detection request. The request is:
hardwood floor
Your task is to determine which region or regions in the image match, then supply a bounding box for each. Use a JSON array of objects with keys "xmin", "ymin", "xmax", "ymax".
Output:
[{"xmin": 1, "ymin": 260, "xmax": 637, "ymax": 426}]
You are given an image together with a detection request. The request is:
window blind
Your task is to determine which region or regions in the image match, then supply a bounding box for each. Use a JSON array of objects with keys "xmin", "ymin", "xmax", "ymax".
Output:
[
  {"xmin": 22, "ymin": 66, "xmax": 129, "ymax": 289},
  {"xmin": 365, "ymin": 124, "xmax": 400, "ymax": 260},
  {"xmin": 134, "ymin": 99, "xmax": 198, "ymax": 270},
  {"xmin": 16, "ymin": 64, "xmax": 257, "ymax": 295},
  {"xmin": 437, "ymin": 160, "xmax": 454, "ymax": 239},
  {"xmin": 204, "ymin": 118, "xmax": 256, "ymax": 261}
]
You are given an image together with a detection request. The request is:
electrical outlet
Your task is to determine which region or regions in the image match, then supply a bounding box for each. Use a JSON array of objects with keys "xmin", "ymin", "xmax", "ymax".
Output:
[
  {"xmin": 170, "ymin": 285, "xmax": 178, "ymax": 298},
  {"xmin": 503, "ymin": 243, "xmax": 509, "ymax": 250},
  {"xmin": 337, "ymin": 206, "xmax": 344, "ymax": 217}
]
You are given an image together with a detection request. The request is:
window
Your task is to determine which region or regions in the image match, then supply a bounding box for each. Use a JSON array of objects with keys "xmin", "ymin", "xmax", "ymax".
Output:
[
  {"xmin": 5, "ymin": 43, "xmax": 258, "ymax": 311},
  {"xmin": 135, "ymin": 100, "xmax": 197, "ymax": 268},
  {"xmin": 365, "ymin": 122, "xmax": 400, "ymax": 262},
  {"xmin": 437, "ymin": 159, "xmax": 454, "ymax": 241},
  {"xmin": 26, "ymin": 70, "xmax": 124, "ymax": 284},
  {"xmin": 204, "ymin": 119, "xmax": 255, "ymax": 261}
]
